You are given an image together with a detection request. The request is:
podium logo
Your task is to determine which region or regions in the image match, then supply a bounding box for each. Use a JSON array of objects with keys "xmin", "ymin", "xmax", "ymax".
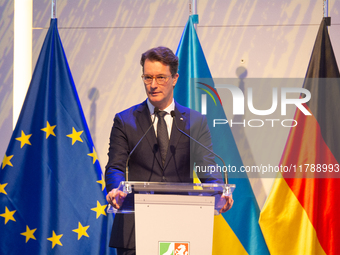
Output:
[{"xmin": 159, "ymin": 242, "xmax": 189, "ymax": 255}]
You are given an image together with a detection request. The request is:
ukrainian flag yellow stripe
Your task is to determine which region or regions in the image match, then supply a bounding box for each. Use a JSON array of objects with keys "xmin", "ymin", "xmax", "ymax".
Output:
[{"xmin": 212, "ymin": 214, "xmax": 248, "ymax": 255}]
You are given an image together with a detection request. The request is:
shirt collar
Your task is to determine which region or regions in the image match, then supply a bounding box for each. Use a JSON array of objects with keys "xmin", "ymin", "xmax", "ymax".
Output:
[{"xmin": 147, "ymin": 99, "xmax": 175, "ymax": 115}]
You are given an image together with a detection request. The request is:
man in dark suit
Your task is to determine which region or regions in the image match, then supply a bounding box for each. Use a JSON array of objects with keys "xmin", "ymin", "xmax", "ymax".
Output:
[{"xmin": 105, "ymin": 46, "xmax": 233, "ymax": 255}]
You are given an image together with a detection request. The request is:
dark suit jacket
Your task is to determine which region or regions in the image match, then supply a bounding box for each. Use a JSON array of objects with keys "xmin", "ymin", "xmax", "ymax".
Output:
[{"xmin": 105, "ymin": 100, "xmax": 222, "ymax": 249}]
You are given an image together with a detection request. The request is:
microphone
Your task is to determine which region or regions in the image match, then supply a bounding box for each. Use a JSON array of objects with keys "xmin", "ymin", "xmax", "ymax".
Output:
[
  {"xmin": 170, "ymin": 111, "xmax": 228, "ymax": 184},
  {"xmin": 125, "ymin": 107, "xmax": 159, "ymax": 181}
]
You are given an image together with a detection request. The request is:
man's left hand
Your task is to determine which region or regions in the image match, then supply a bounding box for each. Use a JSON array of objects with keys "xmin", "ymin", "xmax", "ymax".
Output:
[{"xmin": 219, "ymin": 195, "xmax": 234, "ymax": 213}]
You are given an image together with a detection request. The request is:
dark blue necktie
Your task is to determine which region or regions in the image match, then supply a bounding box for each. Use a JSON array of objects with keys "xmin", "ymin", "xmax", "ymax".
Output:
[{"xmin": 157, "ymin": 111, "xmax": 169, "ymax": 166}]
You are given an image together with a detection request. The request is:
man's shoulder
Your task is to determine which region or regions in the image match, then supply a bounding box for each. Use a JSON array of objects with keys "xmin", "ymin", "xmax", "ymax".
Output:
[
  {"xmin": 116, "ymin": 100, "xmax": 148, "ymax": 118},
  {"xmin": 175, "ymin": 101, "xmax": 204, "ymax": 119}
]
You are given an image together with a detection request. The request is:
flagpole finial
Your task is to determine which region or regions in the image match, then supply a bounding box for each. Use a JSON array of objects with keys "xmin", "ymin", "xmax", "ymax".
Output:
[{"xmin": 51, "ymin": 0, "xmax": 56, "ymax": 19}]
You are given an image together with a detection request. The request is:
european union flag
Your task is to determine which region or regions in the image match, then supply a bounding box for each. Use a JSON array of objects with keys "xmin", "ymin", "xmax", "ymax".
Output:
[{"xmin": 0, "ymin": 19, "xmax": 114, "ymax": 254}]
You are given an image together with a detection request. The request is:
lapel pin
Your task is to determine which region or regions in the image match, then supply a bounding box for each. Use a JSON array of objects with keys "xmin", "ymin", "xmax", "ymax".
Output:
[{"xmin": 180, "ymin": 118, "xmax": 183, "ymax": 121}]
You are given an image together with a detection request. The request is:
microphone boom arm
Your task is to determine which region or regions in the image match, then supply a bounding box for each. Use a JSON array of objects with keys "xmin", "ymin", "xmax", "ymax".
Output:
[
  {"xmin": 125, "ymin": 107, "xmax": 159, "ymax": 181},
  {"xmin": 170, "ymin": 111, "xmax": 229, "ymax": 184}
]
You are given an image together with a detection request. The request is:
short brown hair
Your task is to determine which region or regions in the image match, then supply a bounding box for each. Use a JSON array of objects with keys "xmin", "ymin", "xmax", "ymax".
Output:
[{"xmin": 140, "ymin": 46, "xmax": 179, "ymax": 77}]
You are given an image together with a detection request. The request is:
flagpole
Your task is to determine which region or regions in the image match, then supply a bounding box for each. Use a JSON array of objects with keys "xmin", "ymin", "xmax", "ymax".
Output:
[
  {"xmin": 323, "ymin": 0, "xmax": 331, "ymax": 26},
  {"xmin": 51, "ymin": 0, "xmax": 56, "ymax": 19},
  {"xmin": 189, "ymin": 0, "xmax": 197, "ymax": 30},
  {"xmin": 323, "ymin": 0, "xmax": 328, "ymax": 17}
]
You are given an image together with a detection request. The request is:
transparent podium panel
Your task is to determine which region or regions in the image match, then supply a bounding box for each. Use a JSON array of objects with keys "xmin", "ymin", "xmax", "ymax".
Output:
[{"xmin": 107, "ymin": 181, "xmax": 235, "ymax": 214}]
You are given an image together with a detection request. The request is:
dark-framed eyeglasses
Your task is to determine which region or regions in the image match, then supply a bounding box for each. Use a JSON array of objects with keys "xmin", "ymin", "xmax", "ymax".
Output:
[{"xmin": 141, "ymin": 75, "xmax": 171, "ymax": 85}]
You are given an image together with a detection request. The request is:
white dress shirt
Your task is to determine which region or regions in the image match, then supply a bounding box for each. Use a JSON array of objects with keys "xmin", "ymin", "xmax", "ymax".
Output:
[{"xmin": 147, "ymin": 99, "xmax": 174, "ymax": 139}]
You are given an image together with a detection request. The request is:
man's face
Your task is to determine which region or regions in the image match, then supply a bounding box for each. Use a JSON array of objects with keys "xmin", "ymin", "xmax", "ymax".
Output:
[{"xmin": 143, "ymin": 58, "xmax": 179, "ymax": 110}]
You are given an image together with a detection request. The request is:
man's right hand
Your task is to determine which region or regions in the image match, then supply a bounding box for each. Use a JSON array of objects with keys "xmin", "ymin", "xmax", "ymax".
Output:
[{"xmin": 106, "ymin": 189, "xmax": 127, "ymax": 209}]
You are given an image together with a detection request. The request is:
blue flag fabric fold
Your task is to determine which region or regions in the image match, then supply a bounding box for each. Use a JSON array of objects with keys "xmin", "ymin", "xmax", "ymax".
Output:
[
  {"xmin": 175, "ymin": 15, "xmax": 269, "ymax": 255},
  {"xmin": 0, "ymin": 19, "xmax": 114, "ymax": 254}
]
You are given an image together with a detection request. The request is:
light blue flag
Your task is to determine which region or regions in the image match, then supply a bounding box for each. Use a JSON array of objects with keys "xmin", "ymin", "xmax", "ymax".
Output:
[
  {"xmin": 0, "ymin": 19, "xmax": 114, "ymax": 254},
  {"xmin": 175, "ymin": 15, "xmax": 269, "ymax": 255}
]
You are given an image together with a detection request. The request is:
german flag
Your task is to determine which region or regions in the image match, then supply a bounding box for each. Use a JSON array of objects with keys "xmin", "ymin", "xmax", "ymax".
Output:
[{"xmin": 259, "ymin": 18, "xmax": 340, "ymax": 255}]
